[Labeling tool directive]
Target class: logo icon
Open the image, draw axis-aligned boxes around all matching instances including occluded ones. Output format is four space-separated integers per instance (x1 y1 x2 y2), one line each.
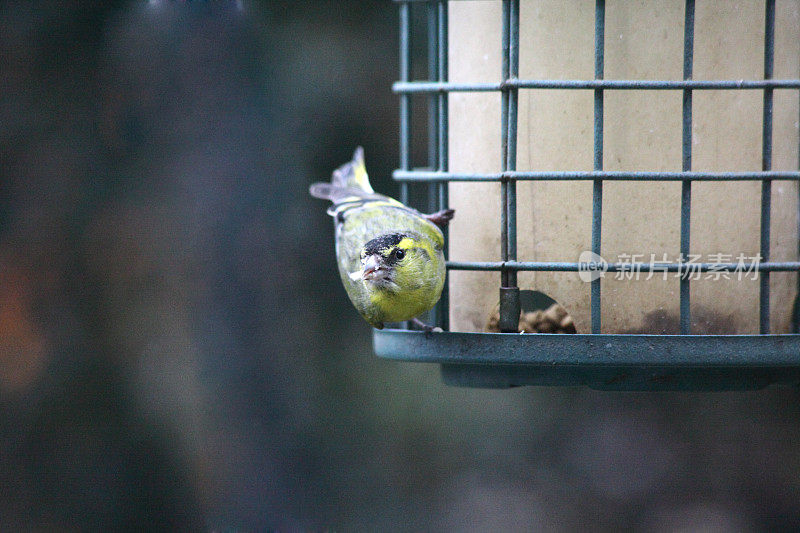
578 251 608 282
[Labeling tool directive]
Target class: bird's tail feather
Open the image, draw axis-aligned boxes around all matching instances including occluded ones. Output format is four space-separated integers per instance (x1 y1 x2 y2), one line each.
309 182 337 200
309 146 376 202
332 146 373 193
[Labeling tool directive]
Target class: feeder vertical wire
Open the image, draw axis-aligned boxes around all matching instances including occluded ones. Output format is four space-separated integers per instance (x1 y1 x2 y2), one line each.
427 2 438 215
760 0 775 334
427 2 440 327
399 1 411 205
437 0 449 331
591 0 605 334
680 0 695 334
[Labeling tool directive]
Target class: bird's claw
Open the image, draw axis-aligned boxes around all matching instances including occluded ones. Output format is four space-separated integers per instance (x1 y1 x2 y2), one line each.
411 317 442 332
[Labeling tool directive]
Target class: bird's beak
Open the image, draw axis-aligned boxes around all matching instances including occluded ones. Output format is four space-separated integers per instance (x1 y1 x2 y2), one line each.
362 254 384 281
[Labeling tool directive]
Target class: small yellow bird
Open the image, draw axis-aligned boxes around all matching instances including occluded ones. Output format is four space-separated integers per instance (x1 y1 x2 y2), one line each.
310 147 454 330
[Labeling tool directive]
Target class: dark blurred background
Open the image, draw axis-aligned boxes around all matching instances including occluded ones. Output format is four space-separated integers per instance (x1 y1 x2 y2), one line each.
3 1 800 530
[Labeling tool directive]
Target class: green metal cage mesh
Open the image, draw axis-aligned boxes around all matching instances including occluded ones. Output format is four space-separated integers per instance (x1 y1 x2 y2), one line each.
375 0 800 390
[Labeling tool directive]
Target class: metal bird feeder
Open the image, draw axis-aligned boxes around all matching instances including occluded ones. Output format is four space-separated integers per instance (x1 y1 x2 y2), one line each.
374 0 800 390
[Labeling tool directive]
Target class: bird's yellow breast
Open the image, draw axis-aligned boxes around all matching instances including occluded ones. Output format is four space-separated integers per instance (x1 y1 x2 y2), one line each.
368 257 445 323
334 202 446 328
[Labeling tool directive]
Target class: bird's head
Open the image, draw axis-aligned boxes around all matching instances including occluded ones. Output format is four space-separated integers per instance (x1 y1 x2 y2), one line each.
351 232 430 292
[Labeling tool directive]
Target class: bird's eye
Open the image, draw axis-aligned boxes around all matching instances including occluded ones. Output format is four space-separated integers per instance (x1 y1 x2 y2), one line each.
395 248 405 260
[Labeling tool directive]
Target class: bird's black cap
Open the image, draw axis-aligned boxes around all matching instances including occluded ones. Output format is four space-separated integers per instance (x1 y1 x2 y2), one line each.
364 233 406 255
